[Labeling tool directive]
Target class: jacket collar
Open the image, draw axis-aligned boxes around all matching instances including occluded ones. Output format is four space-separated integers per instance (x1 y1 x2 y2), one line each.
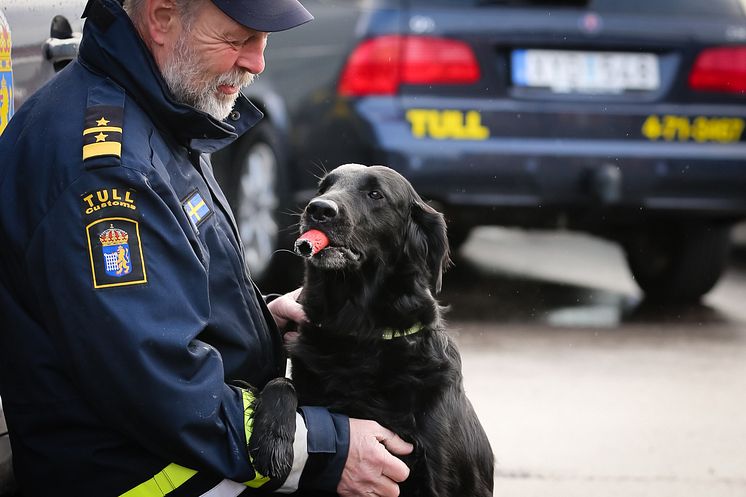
79 0 263 153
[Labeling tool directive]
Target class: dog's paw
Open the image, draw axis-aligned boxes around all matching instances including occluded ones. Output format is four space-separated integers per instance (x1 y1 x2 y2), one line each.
248 377 298 480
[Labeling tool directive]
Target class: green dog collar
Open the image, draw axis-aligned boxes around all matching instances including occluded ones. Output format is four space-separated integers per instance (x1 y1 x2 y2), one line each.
381 322 425 340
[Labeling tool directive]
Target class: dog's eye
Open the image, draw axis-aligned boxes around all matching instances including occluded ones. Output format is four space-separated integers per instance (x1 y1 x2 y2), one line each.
368 190 384 200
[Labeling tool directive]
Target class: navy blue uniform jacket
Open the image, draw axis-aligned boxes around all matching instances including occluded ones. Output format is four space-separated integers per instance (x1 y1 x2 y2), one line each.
0 0 347 495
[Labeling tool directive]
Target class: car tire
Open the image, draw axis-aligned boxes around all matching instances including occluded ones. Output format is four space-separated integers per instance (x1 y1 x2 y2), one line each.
622 223 732 304
225 121 301 291
447 224 472 254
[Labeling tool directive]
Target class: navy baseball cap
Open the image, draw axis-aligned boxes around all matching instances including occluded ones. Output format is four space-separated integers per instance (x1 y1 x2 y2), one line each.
211 0 313 32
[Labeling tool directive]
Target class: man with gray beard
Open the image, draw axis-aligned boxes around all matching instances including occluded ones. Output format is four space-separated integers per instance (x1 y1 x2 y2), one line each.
0 0 413 496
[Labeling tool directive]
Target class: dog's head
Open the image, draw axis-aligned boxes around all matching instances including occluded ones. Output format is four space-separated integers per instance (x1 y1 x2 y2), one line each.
297 163 450 292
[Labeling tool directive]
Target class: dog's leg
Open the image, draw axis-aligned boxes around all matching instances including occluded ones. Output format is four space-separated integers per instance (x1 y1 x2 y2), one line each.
248 377 298 480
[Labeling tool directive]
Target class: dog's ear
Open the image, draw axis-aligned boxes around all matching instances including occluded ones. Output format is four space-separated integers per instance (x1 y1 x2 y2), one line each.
405 200 451 293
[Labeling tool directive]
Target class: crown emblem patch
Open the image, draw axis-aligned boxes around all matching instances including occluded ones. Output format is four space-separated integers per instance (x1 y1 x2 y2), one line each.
87 217 146 289
0 12 14 136
100 225 132 277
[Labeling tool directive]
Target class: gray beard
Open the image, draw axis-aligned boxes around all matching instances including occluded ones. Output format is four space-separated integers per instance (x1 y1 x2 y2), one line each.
161 35 254 121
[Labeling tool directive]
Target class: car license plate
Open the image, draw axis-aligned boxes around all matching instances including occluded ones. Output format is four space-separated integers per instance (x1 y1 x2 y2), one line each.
511 49 660 94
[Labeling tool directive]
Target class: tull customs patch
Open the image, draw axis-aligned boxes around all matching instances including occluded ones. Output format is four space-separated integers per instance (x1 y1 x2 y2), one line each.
81 187 137 216
86 217 147 289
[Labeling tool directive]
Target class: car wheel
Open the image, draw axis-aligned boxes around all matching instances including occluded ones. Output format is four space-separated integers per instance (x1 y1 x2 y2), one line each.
227 122 300 289
622 224 732 304
447 224 472 254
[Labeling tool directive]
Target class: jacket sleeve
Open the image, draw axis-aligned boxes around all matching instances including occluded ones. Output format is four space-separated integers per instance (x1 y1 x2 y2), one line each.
23 162 274 485
298 407 350 492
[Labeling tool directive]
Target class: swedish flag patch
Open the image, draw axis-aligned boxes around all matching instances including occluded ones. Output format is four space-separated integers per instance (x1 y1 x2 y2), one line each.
183 190 212 231
83 105 123 161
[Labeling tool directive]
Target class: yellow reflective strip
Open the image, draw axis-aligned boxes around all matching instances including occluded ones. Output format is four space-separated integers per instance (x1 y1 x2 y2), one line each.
83 141 122 160
119 478 166 497
240 389 270 488
244 474 271 488
83 126 123 135
241 389 255 447
119 463 197 497
162 464 196 490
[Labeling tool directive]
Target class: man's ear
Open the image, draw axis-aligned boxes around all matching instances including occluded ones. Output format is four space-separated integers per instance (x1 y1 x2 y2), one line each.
404 200 451 293
143 0 181 47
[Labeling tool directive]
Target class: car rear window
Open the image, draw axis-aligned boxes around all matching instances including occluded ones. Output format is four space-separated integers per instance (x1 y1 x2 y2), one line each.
412 0 745 17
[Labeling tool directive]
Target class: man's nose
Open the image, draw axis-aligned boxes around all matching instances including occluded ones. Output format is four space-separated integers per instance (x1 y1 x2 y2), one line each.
236 42 266 75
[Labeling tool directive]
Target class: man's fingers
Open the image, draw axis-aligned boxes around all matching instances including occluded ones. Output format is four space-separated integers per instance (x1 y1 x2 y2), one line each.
267 287 307 330
376 430 414 457
289 287 302 300
381 452 410 483
376 429 412 482
340 419 412 497
374 474 401 497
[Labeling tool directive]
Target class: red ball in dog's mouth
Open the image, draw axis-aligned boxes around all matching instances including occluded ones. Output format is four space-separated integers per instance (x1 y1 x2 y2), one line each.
294 229 330 258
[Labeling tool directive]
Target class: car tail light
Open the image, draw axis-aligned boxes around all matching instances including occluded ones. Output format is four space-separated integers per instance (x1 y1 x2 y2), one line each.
689 46 746 94
338 35 481 96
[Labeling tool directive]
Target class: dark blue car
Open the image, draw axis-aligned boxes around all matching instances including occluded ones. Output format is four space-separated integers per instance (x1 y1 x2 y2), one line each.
214 0 746 303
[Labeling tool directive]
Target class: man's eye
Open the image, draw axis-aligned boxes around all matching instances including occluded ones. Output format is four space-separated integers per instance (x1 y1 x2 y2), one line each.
228 37 251 48
368 191 384 200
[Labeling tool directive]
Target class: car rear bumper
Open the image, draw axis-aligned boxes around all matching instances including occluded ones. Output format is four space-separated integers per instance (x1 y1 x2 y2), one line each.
355 98 746 224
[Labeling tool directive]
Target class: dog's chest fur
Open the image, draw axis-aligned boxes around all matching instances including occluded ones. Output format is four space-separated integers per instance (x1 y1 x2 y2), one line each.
291 322 462 439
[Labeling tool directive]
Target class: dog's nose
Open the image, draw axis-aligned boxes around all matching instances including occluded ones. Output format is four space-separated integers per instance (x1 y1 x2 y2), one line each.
307 198 339 223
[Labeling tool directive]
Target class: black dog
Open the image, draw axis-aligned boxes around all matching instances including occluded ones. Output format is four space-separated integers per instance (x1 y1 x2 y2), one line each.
290 163 494 496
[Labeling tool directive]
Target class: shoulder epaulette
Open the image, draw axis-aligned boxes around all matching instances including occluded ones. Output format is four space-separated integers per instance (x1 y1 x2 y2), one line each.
83 82 125 168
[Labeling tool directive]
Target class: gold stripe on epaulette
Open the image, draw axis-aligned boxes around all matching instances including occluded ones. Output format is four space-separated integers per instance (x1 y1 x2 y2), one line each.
83 142 122 160
83 126 123 135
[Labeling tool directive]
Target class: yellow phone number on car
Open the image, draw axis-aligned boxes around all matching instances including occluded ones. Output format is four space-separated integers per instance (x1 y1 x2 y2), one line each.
642 115 745 143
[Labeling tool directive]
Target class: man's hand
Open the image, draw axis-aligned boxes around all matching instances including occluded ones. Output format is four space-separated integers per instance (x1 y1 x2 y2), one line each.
338 418 414 497
267 288 305 341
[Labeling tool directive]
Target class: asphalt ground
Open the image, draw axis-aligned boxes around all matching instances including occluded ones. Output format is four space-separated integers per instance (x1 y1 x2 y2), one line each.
444 227 746 497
